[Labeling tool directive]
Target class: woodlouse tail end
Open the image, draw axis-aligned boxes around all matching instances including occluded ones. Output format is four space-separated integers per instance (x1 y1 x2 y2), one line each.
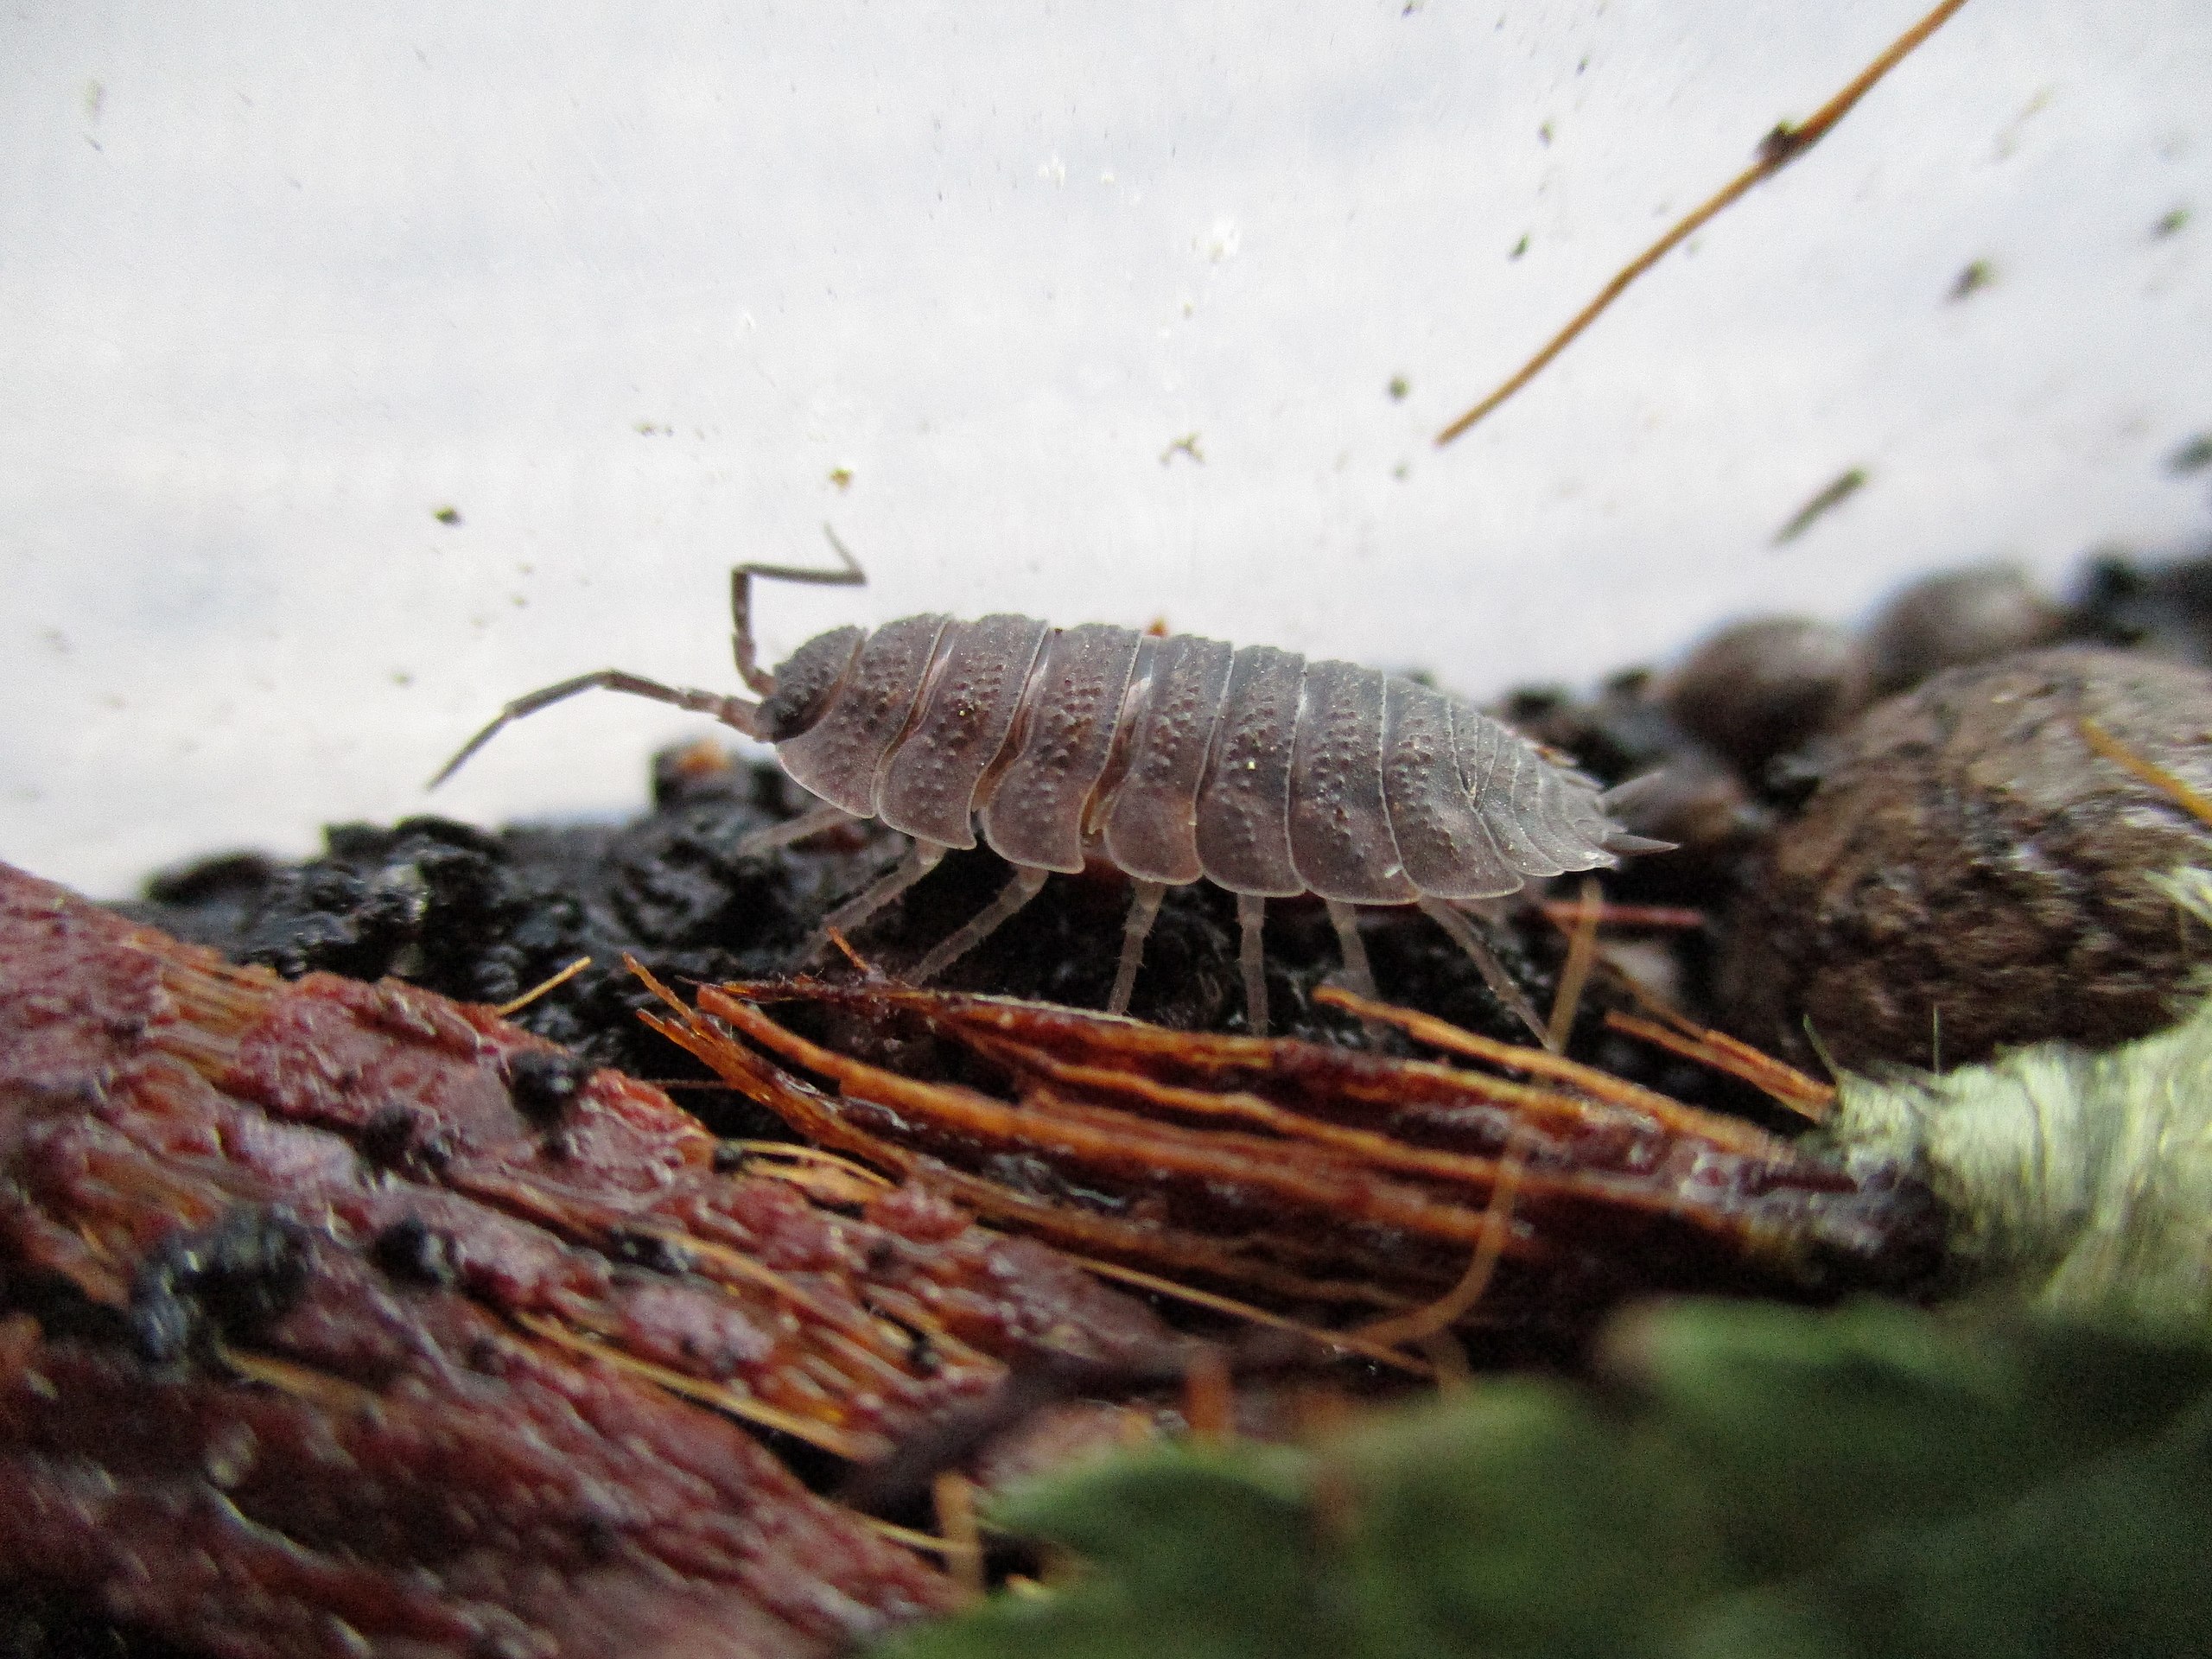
1591 772 1680 858
1596 771 1672 818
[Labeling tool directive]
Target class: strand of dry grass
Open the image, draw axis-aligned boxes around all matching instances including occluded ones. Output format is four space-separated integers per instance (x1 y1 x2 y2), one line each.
1545 876 1605 1051
1603 1009 1837 1121
1436 0 1973 444
493 954 593 1016
1357 1130 1531 1349
1313 983 1788 1156
2080 716 2212 828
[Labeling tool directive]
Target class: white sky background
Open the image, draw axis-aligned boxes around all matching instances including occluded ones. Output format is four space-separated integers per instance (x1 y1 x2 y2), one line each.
4 0 2209 897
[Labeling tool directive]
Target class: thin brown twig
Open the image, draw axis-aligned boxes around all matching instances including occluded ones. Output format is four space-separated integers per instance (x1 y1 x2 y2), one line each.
1436 0 1973 445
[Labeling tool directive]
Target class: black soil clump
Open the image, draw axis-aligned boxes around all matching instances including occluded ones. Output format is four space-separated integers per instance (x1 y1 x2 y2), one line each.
131 747 874 1104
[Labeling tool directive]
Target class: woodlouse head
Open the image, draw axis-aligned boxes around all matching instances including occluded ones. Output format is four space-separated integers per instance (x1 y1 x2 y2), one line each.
756 625 866 743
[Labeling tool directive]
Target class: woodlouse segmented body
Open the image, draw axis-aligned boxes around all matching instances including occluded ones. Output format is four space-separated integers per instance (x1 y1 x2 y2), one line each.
763 614 1621 897
434 541 1662 1039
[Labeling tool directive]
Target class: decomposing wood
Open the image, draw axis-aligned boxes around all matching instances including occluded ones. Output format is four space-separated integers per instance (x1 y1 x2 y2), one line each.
0 855 1942 1653
0 861 1192 1658
644 973 1942 1341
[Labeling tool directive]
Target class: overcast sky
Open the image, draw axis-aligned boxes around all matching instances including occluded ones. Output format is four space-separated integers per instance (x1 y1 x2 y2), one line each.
5 1 2209 894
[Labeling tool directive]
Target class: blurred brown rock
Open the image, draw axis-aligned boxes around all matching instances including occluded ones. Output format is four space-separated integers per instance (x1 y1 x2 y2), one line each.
1719 647 2212 1072
1661 616 1871 779
1862 563 2065 696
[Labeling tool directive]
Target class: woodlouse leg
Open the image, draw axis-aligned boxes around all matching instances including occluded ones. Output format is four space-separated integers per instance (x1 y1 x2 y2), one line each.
1417 897 1554 1052
731 800 857 860
429 670 760 790
730 525 867 696
1324 901 1380 1001
911 866 1052 983
801 839 948 963
1106 880 1169 1016
1236 894 1270 1038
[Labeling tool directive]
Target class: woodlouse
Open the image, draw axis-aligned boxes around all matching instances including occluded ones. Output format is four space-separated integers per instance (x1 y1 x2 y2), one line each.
434 537 1665 1039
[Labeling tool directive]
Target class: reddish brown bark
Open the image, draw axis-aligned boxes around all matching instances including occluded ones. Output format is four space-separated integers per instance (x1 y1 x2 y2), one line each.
0 861 1179 1658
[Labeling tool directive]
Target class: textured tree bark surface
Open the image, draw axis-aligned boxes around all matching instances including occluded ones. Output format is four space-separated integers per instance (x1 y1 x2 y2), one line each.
0 860 1180 1659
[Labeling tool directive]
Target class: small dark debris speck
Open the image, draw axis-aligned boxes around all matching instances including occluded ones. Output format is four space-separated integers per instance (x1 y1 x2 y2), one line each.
359 1103 420 1169
503 1048 593 1125
2168 434 2212 476
1775 468 1869 545
605 1229 696 1276
1948 259 1996 302
371 1215 456 1288
130 1208 313 1365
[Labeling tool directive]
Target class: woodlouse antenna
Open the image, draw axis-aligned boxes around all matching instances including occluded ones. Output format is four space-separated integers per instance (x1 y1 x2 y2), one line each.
730 524 868 695
428 669 764 791
429 525 869 791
